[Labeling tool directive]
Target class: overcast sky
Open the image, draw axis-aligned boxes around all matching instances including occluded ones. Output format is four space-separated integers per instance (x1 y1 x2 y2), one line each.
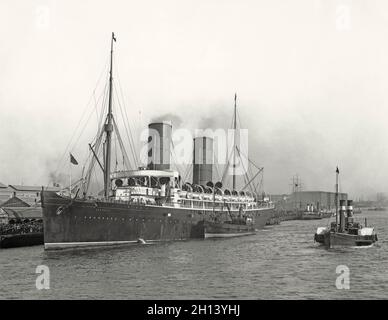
1 0 388 199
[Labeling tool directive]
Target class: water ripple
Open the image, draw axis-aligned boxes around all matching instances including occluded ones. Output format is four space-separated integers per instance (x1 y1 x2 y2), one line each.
1 211 388 299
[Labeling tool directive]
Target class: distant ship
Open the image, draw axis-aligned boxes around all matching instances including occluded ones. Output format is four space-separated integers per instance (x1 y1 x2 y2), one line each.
367 207 386 211
300 204 332 220
41 33 274 250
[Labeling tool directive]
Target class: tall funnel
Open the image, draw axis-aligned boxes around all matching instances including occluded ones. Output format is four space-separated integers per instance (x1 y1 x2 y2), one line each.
193 137 213 185
346 200 353 217
339 199 346 232
147 121 172 170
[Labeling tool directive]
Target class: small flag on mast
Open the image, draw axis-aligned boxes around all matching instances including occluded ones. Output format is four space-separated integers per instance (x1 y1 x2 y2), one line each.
112 32 116 42
70 153 78 165
336 166 339 174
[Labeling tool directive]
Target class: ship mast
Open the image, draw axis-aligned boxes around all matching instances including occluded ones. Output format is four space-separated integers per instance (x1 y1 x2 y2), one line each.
335 167 339 232
104 32 116 197
232 93 237 191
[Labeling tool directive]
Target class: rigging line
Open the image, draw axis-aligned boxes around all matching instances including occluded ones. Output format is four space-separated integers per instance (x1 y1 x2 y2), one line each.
221 146 235 184
219 110 235 184
67 74 109 182
237 147 256 195
92 74 108 128
257 172 264 194
212 151 222 182
91 164 100 196
112 117 132 170
181 150 191 183
182 163 192 183
236 108 261 190
113 56 139 142
114 64 140 166
94 142 106 191
181 147 193 183
114 96 137 171
220 105 240 186
114 82 137 166
236 146 262 171
95 77 110 140
113 84 138 168
77 79 109 152
71 99 102 156
254 176 262 198
52 57 110 180
170 139 187 177
95 77 110 132
80 151 92 193
85 124 105 194
114 131 118 172
242 173 254 196
236 145 255 186
236 108 252 168
93 91 99 125
92 57 110 119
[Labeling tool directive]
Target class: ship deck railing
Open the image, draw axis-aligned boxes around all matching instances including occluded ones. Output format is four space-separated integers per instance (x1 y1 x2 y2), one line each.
93 197 274 210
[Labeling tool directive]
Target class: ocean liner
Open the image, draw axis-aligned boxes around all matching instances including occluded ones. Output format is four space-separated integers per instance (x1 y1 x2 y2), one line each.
41 33 274 250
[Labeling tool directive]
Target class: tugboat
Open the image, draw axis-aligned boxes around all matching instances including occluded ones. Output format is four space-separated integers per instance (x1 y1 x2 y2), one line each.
322 199 378 247
203 201 257 238
314 168 378 247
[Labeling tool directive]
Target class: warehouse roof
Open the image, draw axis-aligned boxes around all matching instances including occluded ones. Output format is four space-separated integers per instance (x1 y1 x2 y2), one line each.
1 196 31 208
1 207 42 219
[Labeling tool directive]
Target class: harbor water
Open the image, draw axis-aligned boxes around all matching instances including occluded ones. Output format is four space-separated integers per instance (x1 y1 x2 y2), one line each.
1 211 387 299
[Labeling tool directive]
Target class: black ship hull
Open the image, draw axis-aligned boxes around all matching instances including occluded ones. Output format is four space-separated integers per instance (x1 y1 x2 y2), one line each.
42 191 274 250
0 233 43 249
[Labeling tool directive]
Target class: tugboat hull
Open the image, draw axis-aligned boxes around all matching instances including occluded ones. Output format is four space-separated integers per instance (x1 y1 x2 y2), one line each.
42 191 274 249
324 232 378 248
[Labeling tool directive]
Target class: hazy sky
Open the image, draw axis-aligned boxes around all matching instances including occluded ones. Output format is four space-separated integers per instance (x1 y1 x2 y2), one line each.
1 0 388 198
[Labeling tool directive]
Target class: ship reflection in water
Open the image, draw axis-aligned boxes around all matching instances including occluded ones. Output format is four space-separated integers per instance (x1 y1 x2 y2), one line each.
0 210 386 299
